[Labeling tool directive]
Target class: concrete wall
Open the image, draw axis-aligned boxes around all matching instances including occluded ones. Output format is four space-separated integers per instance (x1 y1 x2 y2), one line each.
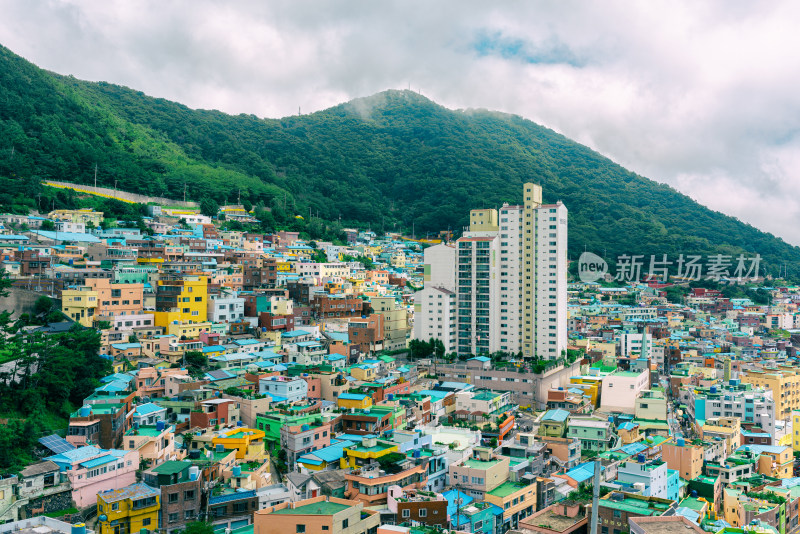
0 287 59 316
44 180 197 208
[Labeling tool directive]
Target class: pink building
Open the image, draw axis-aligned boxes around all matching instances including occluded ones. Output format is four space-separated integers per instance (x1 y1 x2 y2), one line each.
46 445 139 508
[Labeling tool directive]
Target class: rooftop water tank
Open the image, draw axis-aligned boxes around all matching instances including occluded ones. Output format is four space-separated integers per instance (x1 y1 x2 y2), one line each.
232 466 242 477
691 490 698 498
80 405 92 417
301 424 310 431
156 421 165 431
72 524 86 534
216 444 225 453
637 454 646 463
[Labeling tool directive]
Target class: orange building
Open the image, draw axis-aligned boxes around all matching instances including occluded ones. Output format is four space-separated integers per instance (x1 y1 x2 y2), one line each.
85 278 144 319
255 496 380 534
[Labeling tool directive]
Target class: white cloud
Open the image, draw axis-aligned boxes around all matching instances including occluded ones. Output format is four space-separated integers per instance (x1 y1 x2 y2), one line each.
1 0 799 244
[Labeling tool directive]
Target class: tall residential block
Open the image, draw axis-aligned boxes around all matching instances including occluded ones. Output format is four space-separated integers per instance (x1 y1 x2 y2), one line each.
450 183 567 358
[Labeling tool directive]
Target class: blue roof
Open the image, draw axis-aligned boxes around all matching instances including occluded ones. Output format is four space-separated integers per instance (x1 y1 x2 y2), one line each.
468 356 491 362
47 445 104 466
202 345 225 353
32 230 101 243
111 343 141 350
619 422 637 430
209 490 257 505
326 332 349 342
134 403 164 416
542 409 570 423
327 354 345 361
738 444 788 455
418 390 450 401
101 373 135 384
234 339 262 346
95 381 128 393
282 330 311 337
80 454 117 469
298 439 354 464
618 442 649 456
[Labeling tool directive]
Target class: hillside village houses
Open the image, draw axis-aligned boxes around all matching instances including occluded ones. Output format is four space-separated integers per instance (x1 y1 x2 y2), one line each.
2 185 800 534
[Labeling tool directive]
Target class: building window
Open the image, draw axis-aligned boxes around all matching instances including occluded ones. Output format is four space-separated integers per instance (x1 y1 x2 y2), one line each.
296 526 306 534
402 509 410 518
142 519 151 527
419 509 427 517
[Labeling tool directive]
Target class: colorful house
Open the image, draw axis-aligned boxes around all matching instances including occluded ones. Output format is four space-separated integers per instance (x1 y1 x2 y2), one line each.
97 482 160 534
339 435 399 468
337 392 373 410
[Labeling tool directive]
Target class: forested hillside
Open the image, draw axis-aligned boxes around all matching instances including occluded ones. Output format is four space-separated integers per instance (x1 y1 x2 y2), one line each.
1 44 799 278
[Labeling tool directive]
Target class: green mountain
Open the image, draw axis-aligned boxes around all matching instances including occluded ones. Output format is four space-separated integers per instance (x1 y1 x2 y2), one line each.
1 44 799 279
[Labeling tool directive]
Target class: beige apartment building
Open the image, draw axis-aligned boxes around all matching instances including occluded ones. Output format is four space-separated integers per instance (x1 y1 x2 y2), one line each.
661 439 703 481
448 450 510 499
371 295 409 351
741 367 800 420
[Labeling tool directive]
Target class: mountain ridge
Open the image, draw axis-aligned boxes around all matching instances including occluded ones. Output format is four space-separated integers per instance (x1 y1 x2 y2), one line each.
1 44 799 279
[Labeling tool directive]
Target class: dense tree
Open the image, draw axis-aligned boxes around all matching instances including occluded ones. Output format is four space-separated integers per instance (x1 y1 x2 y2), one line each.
1 44 799 279
200 197 219 217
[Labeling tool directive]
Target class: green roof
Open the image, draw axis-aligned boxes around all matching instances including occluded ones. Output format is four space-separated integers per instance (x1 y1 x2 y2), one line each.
487 481 529 498
463 458 501 469
600 496 670 516
151 460 191 475
272 501 350 515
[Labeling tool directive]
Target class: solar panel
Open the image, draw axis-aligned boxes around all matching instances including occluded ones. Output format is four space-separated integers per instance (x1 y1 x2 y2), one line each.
39 434 76 454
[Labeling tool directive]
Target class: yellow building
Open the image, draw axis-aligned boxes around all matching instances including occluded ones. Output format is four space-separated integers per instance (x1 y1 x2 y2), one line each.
699 417 741 456
211 428 267 460
350 365 377 382
339 435 398 469
166 321 213 339
48 208 104 226
569 377 602 407
742 368 800 419
154 275 209 328
485 481 537 529
336 392 373 410
792 411 800 451
469 209 499 232
751 445 793 478
61 287 99 327
97 483 160 534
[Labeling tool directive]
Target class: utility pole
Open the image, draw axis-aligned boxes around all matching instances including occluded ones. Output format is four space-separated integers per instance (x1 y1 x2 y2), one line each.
590 460 600 534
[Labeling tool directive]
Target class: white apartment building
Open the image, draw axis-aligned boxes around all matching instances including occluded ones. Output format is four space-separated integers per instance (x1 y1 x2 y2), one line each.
415 244 457 352
620 332 654 359
207 292 245 323
423 243 456 291
414 286 457 352
526 198 568 360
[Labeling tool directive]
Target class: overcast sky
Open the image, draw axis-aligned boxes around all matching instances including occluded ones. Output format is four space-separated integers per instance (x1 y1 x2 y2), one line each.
2 1 800 245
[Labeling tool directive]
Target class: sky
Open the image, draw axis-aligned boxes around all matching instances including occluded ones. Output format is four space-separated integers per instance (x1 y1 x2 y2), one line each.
2 1 800 245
